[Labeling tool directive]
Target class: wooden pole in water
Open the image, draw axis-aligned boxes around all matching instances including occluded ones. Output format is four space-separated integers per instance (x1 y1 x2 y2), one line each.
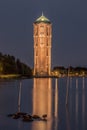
54 78 58 118
82 76 85 89
76 78 78 89
66 68 69 106
18 81 22 112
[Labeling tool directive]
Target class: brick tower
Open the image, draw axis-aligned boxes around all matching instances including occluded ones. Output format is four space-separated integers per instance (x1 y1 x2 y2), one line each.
33 13 52 76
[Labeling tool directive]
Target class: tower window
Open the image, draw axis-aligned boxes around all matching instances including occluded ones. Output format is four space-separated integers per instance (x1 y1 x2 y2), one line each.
40 32 44 35
36 43 38 46
47 39 48 46
47 27 49 35
40 25 44 27
36 30 38 35
36 50 38 56
47 50 48 56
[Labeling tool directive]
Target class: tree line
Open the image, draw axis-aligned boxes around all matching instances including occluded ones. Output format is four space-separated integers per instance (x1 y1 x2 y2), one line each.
0 52 32 76
53 66 87 76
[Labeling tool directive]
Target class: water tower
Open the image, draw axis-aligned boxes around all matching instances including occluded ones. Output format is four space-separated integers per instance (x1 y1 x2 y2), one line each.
33 13 52 76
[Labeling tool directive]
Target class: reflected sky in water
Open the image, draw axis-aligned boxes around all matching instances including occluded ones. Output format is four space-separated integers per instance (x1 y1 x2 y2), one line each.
0 77 87 130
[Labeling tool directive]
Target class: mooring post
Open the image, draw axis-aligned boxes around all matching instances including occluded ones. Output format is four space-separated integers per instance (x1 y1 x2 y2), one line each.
82 76 85 89
66 76 69 105
54 78 58 118
18 80 22 112
66 68 70 106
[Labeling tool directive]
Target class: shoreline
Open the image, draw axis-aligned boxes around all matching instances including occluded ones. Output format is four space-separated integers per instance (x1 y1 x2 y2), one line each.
0 74 86 79
0 74 32 79
0 74 21 79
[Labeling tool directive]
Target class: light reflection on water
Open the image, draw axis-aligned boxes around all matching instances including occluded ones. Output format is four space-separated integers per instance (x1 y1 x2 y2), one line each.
33 78 52 118
0 77 87 130
32 78 58 130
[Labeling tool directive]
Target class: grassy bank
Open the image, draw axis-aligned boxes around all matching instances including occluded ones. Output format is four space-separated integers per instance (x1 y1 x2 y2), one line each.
0 74 21 79
0 74 33 79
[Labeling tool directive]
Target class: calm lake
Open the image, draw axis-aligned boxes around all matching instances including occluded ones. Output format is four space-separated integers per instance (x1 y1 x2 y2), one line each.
0 77 87 130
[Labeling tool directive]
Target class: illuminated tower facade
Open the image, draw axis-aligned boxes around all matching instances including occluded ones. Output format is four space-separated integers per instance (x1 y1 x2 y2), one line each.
33 14 52 76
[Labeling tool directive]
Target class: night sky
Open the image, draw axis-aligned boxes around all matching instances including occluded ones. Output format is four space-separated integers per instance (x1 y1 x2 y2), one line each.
0 0 87 68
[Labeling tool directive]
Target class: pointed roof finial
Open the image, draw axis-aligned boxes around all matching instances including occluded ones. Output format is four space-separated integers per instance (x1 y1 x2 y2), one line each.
35 13 51 23
42 12 44 16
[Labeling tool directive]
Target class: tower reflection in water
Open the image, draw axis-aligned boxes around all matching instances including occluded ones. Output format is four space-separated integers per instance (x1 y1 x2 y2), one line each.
32 78 58 130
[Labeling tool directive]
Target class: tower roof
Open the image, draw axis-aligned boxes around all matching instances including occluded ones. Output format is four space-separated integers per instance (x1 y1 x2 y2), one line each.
35 13 51 24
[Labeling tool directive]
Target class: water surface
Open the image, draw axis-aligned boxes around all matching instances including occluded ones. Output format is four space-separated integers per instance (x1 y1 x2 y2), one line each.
0 77 87 130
